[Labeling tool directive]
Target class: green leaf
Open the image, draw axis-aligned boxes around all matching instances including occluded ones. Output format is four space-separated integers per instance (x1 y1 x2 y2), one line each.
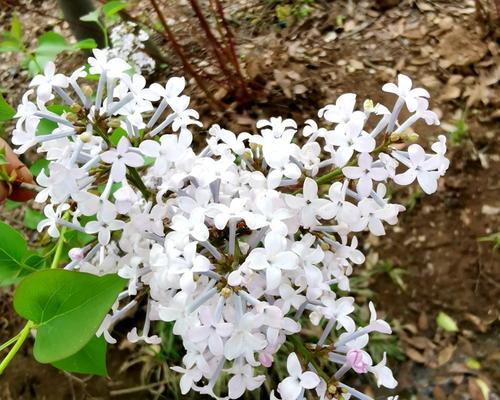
23 252 46 270
4 199 22 210
51 335 108 376
29 159 49 177
36 118 58 136
0 221 31 285
80 9 101 23
10 14 22 41
23 208 44 230
35 31 70 67
0 93 15 121
14 269 126 363
110 127 127 146
102 1 127 17
74 38 97 50
436 311 458 332
0 14 23 53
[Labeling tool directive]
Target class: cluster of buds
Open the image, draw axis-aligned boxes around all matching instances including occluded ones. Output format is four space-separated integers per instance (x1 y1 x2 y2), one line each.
12 50 448 399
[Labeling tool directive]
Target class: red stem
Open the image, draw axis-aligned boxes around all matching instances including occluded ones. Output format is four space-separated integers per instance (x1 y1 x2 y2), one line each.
149 0 223 109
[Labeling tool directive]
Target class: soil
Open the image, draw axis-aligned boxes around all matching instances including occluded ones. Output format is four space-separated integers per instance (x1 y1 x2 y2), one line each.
0 0 499 399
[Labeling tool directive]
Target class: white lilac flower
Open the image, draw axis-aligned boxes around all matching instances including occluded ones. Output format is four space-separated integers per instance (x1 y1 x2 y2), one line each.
12 57 449 400
277 352 320 400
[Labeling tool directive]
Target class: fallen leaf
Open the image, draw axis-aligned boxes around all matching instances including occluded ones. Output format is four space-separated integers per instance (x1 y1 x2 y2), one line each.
436 311 459 332
437 345 456 367
405 347 426 363
439 85 461 101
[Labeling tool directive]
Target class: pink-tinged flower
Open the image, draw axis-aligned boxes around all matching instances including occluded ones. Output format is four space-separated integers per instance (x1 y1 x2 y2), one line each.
100 136 144 182
277 352 320 400
346 349 371 373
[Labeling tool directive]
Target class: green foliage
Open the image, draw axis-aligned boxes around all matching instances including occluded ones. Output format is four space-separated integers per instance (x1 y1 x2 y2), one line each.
0 93 15 121
80 1 128 48
270 0 315 26
447 111 468 144
23 208 45 230
0 221 45 286
0 14 97 76
29 159 50 177
51 335 108 376
478 232 500 251
13 269 125 363
406 188 423 212
371 260 407 291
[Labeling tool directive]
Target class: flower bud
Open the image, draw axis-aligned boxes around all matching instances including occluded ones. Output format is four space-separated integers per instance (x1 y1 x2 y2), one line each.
258 351 273 367
108 118 122 128
220 287 232 299
390 132 401 142
79 131 93 143
69 247 84 262
363 99 374 113
70 103 82 113
82 85 93 97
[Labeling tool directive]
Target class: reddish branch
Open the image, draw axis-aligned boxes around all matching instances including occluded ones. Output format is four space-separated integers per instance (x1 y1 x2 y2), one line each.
149 0 223 109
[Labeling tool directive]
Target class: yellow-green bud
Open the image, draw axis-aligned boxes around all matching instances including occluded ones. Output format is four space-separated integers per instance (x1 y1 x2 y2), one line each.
82 85 93 97
390 132 401 142
79 132 93 143
70 103 82 113
363 99 374 113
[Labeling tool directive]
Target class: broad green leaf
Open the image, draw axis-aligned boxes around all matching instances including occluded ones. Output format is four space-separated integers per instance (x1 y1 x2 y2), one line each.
35 31 70 66
436 311 458 332
74 38 97 50
102 1 127 17
14 269 126 363
52 335 107 376
0 221 31 285
23 208 44 230
0 15 23 53
0 93 15 121
80 9 101 23
23 252 46 270
29 159 49 177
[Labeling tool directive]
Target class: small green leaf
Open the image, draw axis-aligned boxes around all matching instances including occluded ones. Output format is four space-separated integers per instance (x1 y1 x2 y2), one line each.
4 199 22 210
0 93 15 121
52 335 108 376
436 311 458 332
102 1 127 17
465 358 481 370
80 9 101 23
14 269 126 363
36 118 58 136
74 38 97 50
23 208 44 230
29 159 49 177
0 221 30 285
10 14 22 41
35 31 70 67
110 127 127 146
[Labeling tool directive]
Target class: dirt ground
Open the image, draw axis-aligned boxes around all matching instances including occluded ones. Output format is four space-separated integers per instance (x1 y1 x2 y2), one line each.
0 0 499 399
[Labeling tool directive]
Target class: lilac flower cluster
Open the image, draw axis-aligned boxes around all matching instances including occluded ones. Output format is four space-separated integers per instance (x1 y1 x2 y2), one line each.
12 50 449 399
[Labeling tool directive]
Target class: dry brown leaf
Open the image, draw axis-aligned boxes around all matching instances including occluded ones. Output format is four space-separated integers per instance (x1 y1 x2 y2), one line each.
293 84 307 95
438 27 488 67
437 345 456 367
405 347 426 363
439 85 461 101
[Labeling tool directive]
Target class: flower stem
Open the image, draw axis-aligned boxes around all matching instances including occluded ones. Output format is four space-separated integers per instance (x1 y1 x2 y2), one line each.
0 321 34 375
0 212 69 374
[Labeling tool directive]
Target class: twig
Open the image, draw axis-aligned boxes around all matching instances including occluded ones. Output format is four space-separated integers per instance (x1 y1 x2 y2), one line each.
149 0 223 110
109 380 170 396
